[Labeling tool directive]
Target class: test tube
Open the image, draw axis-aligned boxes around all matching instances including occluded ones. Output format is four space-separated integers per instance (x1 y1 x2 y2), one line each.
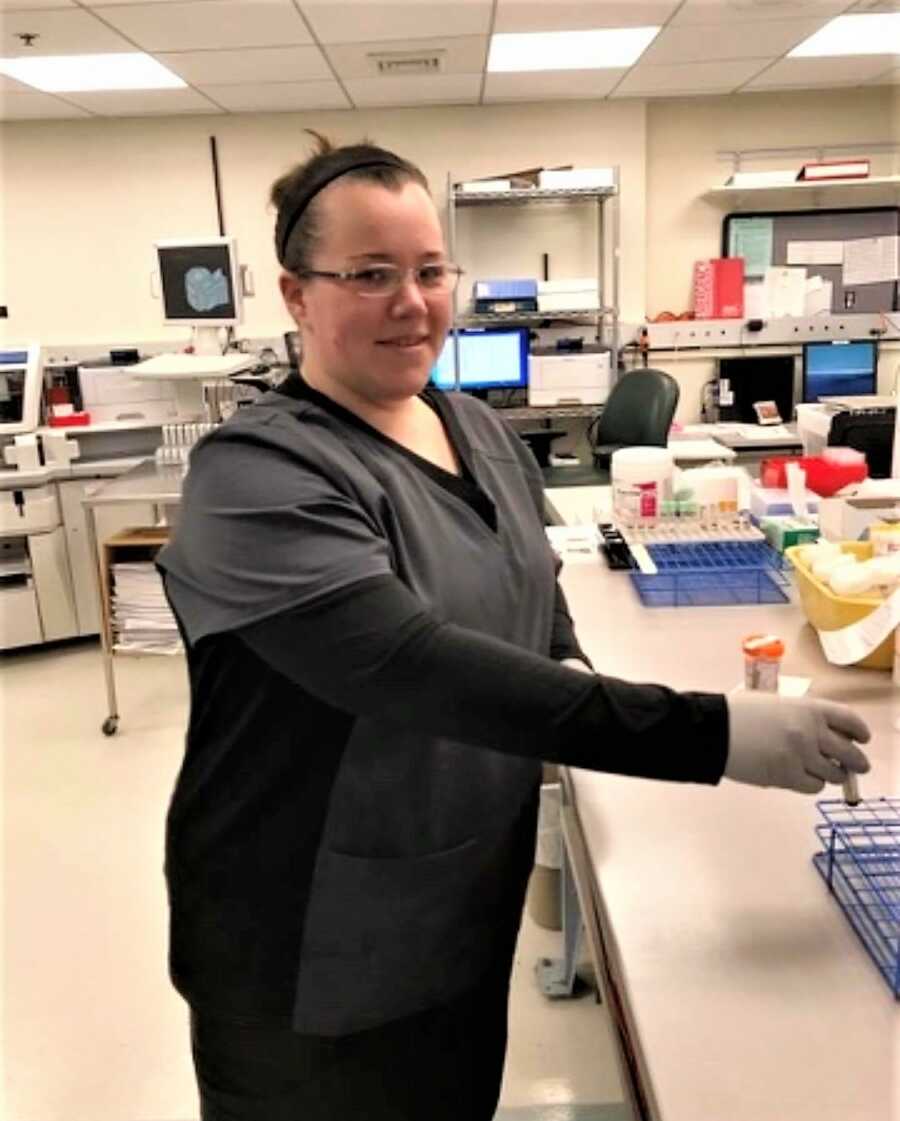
842 770 861 807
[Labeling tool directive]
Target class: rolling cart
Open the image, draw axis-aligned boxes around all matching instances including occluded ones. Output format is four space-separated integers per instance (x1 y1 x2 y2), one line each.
83 459 183 735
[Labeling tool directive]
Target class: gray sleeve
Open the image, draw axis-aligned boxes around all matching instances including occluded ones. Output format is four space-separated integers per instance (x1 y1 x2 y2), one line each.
156 426 393 642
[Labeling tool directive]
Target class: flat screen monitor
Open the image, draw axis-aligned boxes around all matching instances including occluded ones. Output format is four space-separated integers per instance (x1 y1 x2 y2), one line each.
802 340 878 404
430 328 529 391
156 237 241 327
0 344 41 435
717 354 796 424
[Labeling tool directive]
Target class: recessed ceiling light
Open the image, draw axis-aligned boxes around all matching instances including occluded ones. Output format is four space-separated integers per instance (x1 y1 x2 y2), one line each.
789 13 900 57
488 27 660 73
0 53 187 92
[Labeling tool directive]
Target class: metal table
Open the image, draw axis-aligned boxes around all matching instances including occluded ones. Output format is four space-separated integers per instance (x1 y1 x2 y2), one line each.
82 458 184 735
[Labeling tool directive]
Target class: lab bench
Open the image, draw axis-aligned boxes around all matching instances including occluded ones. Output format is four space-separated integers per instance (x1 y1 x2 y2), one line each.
550 494 898 1121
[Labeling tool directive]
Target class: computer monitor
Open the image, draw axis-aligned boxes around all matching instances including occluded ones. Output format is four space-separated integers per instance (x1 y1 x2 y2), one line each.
717 354 796 424
430 328 529 392
802 340 878 404
155 237 242 353
0 344 42 435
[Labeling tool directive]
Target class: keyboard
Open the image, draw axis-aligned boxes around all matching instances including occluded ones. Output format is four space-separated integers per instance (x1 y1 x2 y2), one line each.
132 352 255 378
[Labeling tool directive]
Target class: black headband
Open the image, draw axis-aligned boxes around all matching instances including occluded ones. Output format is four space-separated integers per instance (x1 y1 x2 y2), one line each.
275 152 411 265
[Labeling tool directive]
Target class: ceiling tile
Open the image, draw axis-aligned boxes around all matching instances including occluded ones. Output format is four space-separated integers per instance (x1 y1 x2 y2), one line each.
0 72 32 90
847 0 900 10
483 66 625 99
325 35 486 80
198 78 351 110
97 0 314 52
0 88 90 116
612 56 767 94
59 85 221 112
299 1 491 45
670 0 852 27
743 53 897 86
0 0 74 8
865 64 900 79
0 8 134 55
343 70 480 106
157 45 331 84
494 1 680 33
641 16 828 63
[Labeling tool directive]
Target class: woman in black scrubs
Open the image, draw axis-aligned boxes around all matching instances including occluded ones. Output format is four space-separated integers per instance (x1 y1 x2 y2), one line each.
157 135 870 1121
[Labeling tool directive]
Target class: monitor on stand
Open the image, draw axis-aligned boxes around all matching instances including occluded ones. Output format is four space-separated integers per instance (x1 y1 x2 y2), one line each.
717 354 796 424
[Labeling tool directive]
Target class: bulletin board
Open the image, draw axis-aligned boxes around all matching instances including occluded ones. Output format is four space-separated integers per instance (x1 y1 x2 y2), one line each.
722 206 900 313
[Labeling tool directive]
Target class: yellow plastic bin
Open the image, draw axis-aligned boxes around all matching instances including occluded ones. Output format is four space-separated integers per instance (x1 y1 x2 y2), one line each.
786 542 894 670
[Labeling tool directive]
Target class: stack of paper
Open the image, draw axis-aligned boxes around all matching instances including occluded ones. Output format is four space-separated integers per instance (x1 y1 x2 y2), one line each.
111 562 181 655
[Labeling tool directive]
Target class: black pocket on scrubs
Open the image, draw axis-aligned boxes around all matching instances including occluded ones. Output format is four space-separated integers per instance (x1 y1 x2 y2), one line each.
291 817 532 1037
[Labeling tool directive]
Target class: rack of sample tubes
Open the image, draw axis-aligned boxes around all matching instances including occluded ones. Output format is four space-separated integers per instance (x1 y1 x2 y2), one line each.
616 501 767 548
154 422 217 470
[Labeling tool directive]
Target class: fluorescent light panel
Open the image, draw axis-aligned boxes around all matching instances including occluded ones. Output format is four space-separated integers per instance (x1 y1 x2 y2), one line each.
488 27 660 72
789 13 900 58
0 53 186 92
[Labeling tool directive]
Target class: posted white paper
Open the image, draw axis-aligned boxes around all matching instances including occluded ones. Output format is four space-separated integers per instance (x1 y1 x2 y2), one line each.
816 586 900 666
787 240 844 266
764 266 807 318
843 236 900 286
805 277 833 316
743 281 768 319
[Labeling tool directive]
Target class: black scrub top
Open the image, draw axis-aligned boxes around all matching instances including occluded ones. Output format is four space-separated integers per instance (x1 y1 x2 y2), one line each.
157 376 727 1036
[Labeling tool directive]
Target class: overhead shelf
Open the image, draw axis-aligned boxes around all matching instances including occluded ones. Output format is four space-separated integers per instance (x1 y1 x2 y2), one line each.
705 175 900 202
458 307 615 327
452 186 616 205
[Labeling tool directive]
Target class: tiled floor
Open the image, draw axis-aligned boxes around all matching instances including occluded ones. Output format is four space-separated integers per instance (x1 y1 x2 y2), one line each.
3 640 626 1120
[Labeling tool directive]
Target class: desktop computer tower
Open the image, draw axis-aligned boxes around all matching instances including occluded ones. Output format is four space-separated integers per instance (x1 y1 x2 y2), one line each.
716 355 797 424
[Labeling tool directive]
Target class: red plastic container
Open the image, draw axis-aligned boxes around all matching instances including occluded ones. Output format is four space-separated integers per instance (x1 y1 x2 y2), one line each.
760 455 868 498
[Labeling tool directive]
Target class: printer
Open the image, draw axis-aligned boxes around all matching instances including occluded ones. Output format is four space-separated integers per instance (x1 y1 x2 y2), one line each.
528 346 612 407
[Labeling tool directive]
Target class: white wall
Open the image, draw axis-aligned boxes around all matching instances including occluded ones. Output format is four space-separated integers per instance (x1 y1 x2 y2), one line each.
0 99 646 348
642 86 898 419
645 86 898 318
1 85 896 421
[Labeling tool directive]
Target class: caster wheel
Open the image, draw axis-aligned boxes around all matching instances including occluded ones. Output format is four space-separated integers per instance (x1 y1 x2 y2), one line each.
102 717 119 736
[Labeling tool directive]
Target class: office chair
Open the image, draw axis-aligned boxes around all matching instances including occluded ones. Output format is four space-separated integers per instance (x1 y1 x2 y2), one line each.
827 408 895 479
589 368 680 469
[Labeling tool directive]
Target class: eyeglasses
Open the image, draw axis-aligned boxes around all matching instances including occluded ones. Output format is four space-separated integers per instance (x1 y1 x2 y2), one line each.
299 262 464 298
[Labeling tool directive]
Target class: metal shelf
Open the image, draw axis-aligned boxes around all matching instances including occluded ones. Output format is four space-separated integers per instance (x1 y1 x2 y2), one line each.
458 307 615 327
452 185 617 205
497 405 599 420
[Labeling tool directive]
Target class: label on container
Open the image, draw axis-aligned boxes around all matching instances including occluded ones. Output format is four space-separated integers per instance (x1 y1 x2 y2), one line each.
744 658 780 692
817 585 900 666
614 480 659 520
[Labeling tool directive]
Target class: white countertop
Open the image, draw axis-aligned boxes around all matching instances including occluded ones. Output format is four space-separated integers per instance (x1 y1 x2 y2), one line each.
667 437 736 461
0 457 145 490
554 511 899 1121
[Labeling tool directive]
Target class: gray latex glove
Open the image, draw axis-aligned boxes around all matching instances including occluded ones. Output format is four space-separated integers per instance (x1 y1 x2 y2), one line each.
725 693 871 794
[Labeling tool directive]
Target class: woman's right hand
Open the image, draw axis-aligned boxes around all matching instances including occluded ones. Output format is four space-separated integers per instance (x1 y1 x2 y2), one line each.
724 693 871 794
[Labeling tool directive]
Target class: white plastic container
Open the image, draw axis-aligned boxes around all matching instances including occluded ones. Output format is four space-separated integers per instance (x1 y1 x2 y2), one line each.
823 447 866 468
536 279 600 312
795 403 834 456
676 464 751 515
611 447 674 524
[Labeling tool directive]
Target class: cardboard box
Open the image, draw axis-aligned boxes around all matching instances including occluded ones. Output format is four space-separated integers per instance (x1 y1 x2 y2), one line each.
693 258 744 319
536 278 599 311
